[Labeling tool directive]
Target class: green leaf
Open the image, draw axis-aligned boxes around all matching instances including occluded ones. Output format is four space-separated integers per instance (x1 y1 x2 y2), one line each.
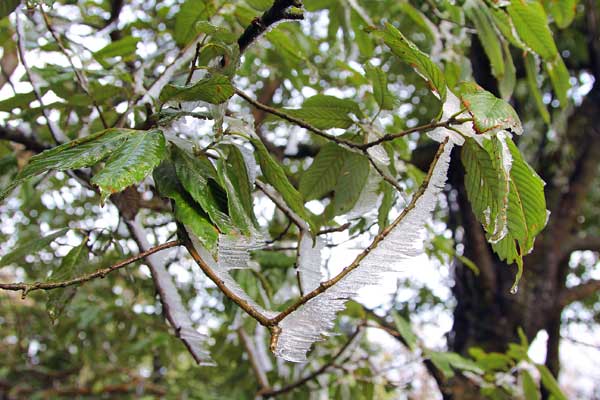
426 350 484 378
300 142 347 201
216 144 259 234
545 56 570 106
91 130 167 202
0 129 134 201
507 0 558 61
365 63 397 110
285 95 363 130
536 364 567 400
47 239 89 322
377 181 396 231
380 22 446 101
392 312 418 351
498 40 517 101
0 228 68 268
248 136 316 232
459 85 523 135
331 152 370 215
0 92 36 112
159 74 234 104
543 0 577 29
153 161 219 252
171 145 233 234
524 53 551 124
93 36 139 62
461 138 509 243
465 0 504 80
521 369 541 400
195 21 237 44
0 0 19 19
492 138 547 269
174 0 211 47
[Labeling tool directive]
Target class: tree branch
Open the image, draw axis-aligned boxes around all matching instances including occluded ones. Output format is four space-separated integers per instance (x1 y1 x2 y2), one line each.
0 240 181 297
560 279 600 307
0 125 49 153
237 0 304 54
238 328 270 391
562 235 600 256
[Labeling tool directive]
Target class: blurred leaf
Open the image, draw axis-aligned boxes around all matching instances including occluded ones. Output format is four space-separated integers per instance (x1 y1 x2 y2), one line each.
365 63 396 110
0 228 68 267
392 311 418 351
174 0 211 47
0 0 19 19
536 364 567 400
521 369 541 400
524 52 551 124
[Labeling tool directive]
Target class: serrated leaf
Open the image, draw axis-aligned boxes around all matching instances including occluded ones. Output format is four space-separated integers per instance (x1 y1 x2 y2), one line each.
524 53 551 124
216 144 259 234
0 0 19 19
461 137 509 242
522 369 541 400
392 311 418 352
174 0 211 47
536 364 567 400
285 95 363 130
47 239 89 322
543 0 577 29
0 129 134 201
171 145 233 233
545 56 570 106
248 136 316 232
153 161 219 252
331 152 370 215
0 228 68 267
300 142 347 200
93 36 139 62
159 74 234 104
365 63 397 110
459 86 523 135
380 22 446 101
492 138 547 268
91 130 166 202
507 0 558 61
465 0 504 79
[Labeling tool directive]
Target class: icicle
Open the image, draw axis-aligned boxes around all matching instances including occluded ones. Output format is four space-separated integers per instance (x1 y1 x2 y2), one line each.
273 142 454 362
186 228 276 318
298 231 324 294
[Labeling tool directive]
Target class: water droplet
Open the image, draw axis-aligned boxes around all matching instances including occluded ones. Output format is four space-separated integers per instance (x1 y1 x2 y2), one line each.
510 285 518 295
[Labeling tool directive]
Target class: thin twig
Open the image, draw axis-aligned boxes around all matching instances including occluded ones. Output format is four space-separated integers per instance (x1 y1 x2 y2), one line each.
238 328 271 391
0 240 181 297
259 326 362 397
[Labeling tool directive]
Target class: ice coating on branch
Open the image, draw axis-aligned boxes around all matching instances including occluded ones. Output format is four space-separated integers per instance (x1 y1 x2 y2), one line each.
186 227 276 318
365 125 390 165
428 90 476 146
298 231 324 294
273 143 453 362
218 234 263 270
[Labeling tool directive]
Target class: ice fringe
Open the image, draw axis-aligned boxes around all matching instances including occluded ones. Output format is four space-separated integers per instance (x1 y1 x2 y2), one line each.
273 141 454 362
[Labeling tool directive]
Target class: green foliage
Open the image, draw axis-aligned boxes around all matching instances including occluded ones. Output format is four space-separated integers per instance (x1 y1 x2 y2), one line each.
0 0 19 19
0 228 68 267
284 95 364 130
159 74 235 104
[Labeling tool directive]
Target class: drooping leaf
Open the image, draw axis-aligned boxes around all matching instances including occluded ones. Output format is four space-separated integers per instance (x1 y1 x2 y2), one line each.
524 53 551 124
46 239 89 322
380 22 447 101
545 56 570 106
299 142 348 201
543 0 577 29
392 312 418 352
465 0 504 80
249 136 316 232
521 369 541 400
171 145 233 233
459 85 523 135
0 129 134 201
426 350 484 378
492 138 547 269
0 228 68 268
365 63 397 110
153 161 219 252
174 0 212 47
91 130 167 202
331 152 371 215
536 364 567 400
498 41 517 101
507 0 558 61
215 144 259 234
159 74 234 104
285 95 363 130
461 137 509 243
